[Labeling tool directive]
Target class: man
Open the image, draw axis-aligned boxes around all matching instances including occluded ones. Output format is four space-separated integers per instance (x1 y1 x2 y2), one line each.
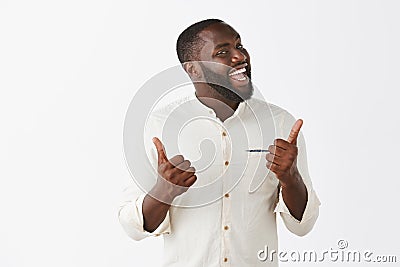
119 19 320 266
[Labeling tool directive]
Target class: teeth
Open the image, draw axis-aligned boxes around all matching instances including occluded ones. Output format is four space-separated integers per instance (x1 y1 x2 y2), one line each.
229 67 246 76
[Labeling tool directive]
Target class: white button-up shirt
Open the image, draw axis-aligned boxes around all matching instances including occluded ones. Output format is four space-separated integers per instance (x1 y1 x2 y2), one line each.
119 92 321 266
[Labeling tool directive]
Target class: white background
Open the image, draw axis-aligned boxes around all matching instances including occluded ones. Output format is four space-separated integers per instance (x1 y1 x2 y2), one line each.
1 0 399 266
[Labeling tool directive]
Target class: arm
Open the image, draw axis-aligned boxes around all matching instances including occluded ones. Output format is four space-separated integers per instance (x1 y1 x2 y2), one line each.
118 185 171 241
279 170 307 221
267 118 320 236
142 137 197 232
142 187 172 233
118 137 197 239
274 130 320 235
267 119 307 221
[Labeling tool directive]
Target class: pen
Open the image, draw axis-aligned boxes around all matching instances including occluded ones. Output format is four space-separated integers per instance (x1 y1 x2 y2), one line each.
246 149 268 152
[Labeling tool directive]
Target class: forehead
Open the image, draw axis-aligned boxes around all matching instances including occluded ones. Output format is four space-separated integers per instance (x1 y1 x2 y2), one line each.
198 23 240 48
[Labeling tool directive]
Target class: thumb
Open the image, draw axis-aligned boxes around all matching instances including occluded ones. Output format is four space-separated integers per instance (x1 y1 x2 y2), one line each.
287 119 303 144
152 137 168 165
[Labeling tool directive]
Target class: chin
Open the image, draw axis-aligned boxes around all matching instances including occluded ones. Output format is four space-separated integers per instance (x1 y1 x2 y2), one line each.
235 84 254 101
209 82 253 102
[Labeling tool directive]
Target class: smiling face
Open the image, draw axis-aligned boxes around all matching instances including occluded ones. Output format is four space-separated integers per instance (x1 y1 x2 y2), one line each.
196 22 253 102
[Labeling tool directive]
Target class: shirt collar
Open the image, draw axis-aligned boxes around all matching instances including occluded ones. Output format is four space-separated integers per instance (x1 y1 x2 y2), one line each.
188 91 248 121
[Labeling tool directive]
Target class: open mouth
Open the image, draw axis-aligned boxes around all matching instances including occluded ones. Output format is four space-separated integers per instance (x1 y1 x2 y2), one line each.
228 64 248 81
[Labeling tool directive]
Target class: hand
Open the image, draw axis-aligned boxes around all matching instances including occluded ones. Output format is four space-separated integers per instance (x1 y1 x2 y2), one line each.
152 137 197 200
266 119 303 187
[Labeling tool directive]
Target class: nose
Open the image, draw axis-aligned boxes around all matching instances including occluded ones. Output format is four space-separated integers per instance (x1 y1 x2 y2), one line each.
231 49 247 63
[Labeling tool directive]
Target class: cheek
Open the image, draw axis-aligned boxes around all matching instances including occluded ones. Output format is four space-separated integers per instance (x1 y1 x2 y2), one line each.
243 50 251 62
205 64 230 77
216 66 230 76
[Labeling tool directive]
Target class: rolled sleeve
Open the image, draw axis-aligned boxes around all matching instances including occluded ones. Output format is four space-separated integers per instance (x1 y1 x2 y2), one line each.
274 183 321 236
118 185 171 241
273 110 321 236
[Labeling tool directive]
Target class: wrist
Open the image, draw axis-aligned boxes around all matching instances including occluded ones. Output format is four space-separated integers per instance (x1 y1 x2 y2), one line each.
150 179 177 204
280 170 302 189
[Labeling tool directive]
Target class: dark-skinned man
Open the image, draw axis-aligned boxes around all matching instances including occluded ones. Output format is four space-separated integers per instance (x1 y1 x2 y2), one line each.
119 19 320 266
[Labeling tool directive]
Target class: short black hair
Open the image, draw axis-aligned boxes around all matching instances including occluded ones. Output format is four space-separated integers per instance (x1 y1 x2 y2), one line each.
176 19 224 63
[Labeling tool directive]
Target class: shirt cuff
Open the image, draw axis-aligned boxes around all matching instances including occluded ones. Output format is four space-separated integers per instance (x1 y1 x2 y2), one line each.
136 194 171 236
274 183 321 224
119 193 171 240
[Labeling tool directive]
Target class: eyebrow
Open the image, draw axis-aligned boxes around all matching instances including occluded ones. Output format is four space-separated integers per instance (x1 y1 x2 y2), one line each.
214 33 241 50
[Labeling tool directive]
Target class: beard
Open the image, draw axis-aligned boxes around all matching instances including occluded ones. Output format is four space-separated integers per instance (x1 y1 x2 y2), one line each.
199 63 254 102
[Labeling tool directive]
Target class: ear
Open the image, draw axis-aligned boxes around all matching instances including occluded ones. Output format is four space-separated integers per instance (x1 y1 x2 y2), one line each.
183 61 203 79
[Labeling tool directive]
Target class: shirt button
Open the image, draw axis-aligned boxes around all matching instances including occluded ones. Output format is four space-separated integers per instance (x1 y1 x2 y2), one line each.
224 225 229 230
224 161 229 166
222 131 227 137
224 193 230 198
223 258 228 262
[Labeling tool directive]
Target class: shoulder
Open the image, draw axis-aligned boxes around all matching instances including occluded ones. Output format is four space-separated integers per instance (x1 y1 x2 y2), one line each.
247 97 295 122
149 94 193 120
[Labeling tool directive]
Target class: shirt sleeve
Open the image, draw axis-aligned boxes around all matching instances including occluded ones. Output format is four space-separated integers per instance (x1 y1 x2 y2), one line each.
118 118 172 241
274 111 321 236
118 184 171 241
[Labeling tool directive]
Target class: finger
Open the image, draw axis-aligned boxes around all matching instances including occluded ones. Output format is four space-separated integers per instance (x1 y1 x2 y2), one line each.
266 161 280 173
169 155 185 167
183 175 197 187
268 145 284 157
266 153 285 167
177 167 196 181
185 166 196 174
266 153 278 164
273 139 288 150
176 160 191 171
152 137 168 165
287 119 303 144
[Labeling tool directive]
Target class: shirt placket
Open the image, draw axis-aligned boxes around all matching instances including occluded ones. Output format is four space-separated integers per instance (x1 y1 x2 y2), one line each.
220 125 232 266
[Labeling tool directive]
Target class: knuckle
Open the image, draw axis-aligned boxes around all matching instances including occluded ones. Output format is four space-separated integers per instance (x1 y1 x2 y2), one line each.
274 139 286 147
171 155 184 163
188 175 197 186
164 170 174 179
158 164 167 173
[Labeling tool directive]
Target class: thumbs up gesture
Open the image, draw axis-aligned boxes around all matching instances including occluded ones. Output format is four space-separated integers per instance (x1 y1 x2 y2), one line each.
266 119 303 187
152 137 197 200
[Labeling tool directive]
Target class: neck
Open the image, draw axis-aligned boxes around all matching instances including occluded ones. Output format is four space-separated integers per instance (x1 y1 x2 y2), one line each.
195 84 240 122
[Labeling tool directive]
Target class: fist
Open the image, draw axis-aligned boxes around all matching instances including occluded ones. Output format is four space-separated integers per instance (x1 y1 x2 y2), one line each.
152 137 197 199
266 119 303 187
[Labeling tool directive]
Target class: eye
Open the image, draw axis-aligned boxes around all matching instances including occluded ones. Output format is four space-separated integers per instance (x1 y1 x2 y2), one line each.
216 50 228 56
236 44 244 50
